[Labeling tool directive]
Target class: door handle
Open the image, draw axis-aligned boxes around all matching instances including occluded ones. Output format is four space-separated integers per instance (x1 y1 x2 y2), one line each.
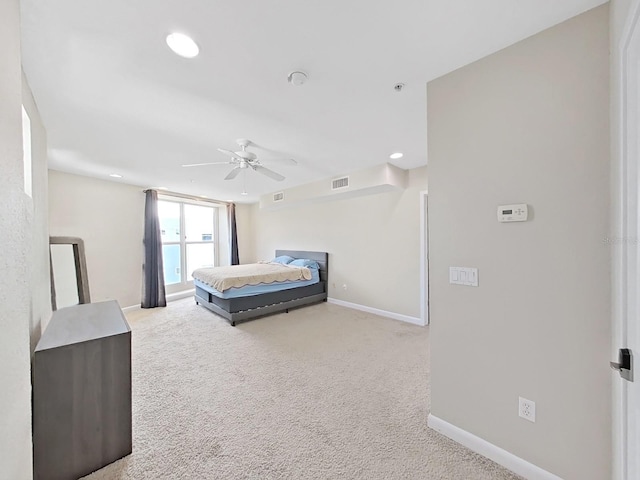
611 348 633 382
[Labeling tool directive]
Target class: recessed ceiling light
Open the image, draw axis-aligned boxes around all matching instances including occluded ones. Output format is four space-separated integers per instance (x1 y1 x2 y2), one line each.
389 152 404 159
166 33 199 58
109 173 123 178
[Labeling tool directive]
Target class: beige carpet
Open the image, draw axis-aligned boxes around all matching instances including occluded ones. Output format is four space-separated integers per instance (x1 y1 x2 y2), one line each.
83 298 520 480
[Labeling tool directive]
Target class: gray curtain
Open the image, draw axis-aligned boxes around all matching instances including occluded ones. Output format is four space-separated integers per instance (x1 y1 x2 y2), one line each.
229 203 239 265
142 190 166 308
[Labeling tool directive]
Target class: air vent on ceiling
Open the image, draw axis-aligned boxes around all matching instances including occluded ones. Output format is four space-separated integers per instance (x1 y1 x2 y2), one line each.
331 176 350 190
273 191 284 202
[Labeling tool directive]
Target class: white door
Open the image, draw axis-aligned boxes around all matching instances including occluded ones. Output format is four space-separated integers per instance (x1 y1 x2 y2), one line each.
614 3 640 478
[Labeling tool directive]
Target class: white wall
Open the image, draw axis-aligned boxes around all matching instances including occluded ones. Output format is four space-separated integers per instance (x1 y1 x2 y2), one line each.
23 74 52 346
235 203 256 264
252 166 427 319
427 5 610 480
0 0 50 477
49 171 145 308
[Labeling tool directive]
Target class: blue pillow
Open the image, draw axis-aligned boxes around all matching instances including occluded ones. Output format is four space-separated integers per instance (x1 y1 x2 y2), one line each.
271 255 295 264
289 258 319 269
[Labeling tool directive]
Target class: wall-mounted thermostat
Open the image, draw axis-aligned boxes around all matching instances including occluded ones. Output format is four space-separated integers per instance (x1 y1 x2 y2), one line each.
498 204 528 222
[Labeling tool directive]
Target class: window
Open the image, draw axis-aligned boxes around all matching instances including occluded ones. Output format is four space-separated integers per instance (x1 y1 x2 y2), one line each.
158 199 218 292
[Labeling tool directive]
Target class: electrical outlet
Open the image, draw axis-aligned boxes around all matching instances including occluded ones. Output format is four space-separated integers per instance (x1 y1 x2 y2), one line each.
342 284 347 290
518 397 536 422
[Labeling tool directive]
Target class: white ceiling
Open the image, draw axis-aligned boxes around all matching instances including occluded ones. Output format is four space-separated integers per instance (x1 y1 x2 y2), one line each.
21 0 607 202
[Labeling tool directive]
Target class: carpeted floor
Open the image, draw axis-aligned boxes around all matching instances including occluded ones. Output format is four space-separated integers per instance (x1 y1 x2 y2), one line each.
83 298 520 480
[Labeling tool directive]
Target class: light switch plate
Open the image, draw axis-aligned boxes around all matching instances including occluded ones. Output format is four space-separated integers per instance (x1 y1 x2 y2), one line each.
449 267 478 286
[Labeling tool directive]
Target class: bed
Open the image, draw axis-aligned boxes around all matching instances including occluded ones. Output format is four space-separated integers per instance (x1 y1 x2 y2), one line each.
193 250 328 326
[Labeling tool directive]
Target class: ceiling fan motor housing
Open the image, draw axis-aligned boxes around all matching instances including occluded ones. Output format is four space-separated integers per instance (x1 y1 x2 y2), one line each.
236 150 257 161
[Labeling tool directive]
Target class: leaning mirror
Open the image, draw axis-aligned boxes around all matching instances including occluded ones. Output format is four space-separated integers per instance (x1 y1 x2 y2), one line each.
49 236 91 310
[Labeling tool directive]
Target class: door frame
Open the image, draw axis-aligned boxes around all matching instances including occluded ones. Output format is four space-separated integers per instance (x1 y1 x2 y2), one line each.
420 190 429 326
612 2 640 478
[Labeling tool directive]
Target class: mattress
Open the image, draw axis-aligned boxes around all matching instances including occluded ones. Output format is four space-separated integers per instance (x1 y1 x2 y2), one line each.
194 267 320 299
192 262 312 292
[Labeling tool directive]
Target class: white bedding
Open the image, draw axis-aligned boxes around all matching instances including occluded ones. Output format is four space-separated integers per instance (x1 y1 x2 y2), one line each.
192 262 312 292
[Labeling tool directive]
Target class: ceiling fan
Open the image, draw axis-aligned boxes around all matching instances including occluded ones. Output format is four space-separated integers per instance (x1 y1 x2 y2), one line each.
181 138 295 181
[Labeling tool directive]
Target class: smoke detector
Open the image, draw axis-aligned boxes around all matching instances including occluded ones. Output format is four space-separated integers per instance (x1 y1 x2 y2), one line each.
288 71 308 86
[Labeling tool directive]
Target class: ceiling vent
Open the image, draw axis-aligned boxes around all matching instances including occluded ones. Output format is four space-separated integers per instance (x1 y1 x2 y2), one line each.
273 192 284 202
331 176 349 190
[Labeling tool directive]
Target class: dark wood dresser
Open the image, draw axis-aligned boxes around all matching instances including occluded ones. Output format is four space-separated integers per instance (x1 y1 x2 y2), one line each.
33 300 132 480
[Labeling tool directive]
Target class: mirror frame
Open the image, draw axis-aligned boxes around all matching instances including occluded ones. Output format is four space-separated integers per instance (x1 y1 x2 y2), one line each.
49 236 91 310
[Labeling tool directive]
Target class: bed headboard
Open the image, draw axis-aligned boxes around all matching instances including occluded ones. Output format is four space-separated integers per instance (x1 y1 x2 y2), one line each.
275 250 328 284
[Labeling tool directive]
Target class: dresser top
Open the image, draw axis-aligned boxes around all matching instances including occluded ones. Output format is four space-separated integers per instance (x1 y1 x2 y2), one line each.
36 300 130 351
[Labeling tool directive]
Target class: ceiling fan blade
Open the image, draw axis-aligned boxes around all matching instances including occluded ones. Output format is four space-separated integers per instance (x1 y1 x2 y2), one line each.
181 161 231 167
253 164 285 181
264 158 298 166
217 148 239 158
224 167 242 180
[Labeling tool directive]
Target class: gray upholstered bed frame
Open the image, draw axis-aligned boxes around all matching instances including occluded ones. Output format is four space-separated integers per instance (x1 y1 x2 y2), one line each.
194 250 328 326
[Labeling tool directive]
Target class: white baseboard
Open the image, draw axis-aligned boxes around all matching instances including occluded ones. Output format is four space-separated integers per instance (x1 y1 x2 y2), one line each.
121 289 195 313
166 289 195 302
327 297 424 326
427 414 562 480
121 304 141 313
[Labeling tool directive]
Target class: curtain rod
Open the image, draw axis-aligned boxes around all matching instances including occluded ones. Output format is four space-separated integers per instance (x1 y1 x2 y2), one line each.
143 189 231 206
